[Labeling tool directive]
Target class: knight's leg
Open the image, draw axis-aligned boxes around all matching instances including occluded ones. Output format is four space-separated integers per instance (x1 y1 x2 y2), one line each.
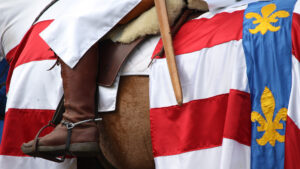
21 43 100 159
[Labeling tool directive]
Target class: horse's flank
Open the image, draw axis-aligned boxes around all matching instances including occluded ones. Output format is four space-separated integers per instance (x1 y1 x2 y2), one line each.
98 76 154 169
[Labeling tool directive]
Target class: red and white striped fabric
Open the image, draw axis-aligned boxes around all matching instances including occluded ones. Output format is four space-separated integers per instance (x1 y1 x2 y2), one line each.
0 0 142 169
150 6 251 169
149 2 300 169
0 0 76 167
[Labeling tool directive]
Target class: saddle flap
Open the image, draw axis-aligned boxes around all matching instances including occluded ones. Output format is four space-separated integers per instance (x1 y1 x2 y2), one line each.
97 38 145 86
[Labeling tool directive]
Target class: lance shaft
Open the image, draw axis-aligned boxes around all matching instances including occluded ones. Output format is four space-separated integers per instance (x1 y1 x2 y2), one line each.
154 0 183 105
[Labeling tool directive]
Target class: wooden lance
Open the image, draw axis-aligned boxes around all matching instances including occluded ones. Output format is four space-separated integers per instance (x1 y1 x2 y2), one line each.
154 0 183 105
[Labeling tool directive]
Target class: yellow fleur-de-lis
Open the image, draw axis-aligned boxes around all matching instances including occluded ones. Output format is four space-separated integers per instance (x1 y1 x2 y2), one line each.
251 87 287 146
245 4 290 35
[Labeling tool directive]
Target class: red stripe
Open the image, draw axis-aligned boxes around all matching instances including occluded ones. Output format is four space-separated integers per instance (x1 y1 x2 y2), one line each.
150 90 251 157
223 90 251 146
6 20 55 93
292 13 300 62
284 13 300 168
285 116 300 169
0 109 54 156
152 10 244 58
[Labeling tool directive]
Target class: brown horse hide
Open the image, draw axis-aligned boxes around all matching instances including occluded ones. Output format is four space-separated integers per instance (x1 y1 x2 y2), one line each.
98 76 154 169
118 0 155 24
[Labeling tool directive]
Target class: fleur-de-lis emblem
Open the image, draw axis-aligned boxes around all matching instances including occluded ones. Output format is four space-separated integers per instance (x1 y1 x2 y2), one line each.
245 4 290 35
251 87 287 146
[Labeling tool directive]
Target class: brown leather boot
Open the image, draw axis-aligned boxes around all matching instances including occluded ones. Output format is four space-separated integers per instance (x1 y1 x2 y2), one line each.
21 44 101 162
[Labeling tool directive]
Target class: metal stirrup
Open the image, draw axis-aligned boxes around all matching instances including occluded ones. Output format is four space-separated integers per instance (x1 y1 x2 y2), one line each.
62 118 102 129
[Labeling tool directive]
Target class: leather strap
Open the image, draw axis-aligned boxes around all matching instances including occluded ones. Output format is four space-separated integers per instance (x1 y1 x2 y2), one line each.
97 37 146 86
51 96 65 125
65 127 72 156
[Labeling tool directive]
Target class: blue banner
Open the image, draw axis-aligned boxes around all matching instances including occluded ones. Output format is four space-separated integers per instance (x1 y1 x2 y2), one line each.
0 59 8 115
0 58 9 143
243 0 296 168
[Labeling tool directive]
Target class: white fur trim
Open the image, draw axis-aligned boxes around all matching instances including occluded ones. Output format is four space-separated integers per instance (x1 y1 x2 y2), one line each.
109 0 185 43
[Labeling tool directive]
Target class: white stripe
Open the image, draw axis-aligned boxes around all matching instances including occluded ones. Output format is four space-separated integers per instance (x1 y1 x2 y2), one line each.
6 59 122 112
196 4 247 19
287 56 300 129
154 138 250 169
0 155 76 169
219 139 250 169
294 0 300 14
6 60 63 110
204 0 258 12
150 40 249 108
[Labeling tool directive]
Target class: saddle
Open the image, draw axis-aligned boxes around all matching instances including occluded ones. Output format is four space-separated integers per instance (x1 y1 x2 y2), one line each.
97 37 146 86
98 8 204 86
96 0 155 86
97 0 209 86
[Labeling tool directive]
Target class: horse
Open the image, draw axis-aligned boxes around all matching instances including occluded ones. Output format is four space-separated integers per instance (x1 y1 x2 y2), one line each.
78 1 300 169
